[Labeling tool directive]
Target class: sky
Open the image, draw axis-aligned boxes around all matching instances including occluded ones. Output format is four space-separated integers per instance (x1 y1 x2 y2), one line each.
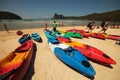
0 0 120 19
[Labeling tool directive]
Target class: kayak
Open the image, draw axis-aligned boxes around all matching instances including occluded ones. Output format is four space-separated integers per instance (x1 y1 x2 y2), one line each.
109 34 120 37
31 33 42 42
16 30 23 35
101 33 120 40
67 29 90 38
53 31 70 39
44 30 56 39
45 29 71 43
67 29 105 40
84 31 106 40
0 40 34 80
63 41 116 65
48 37 59 44
48 38 96 77
64 32 83 39
90 33 106 40
57 36 71 43
19 34 31 44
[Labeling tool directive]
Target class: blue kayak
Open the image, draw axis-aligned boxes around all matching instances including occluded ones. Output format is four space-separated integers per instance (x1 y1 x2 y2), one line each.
18 34 31 44
48 38 59 44
44 30 56 39
48 38 96 77
31 33 42 42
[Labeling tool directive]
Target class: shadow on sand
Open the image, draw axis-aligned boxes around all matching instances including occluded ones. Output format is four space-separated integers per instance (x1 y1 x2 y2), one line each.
33 37 43 43
23 43 37 80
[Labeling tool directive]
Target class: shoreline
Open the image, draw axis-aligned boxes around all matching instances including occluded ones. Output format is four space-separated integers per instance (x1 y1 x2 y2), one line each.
0 19 120 31
0 25 120 32
0 26 120 80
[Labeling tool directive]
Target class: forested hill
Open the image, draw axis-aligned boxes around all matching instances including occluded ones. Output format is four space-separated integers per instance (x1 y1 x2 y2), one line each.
0 11 22 19
52 10 120 21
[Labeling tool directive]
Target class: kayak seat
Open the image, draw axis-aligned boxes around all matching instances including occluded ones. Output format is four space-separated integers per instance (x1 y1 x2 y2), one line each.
63 47 75 57
15 43 29 52
82 60 90 68
102 54 110 59
8 53 16 61
86 45 90 50
64 46 73 52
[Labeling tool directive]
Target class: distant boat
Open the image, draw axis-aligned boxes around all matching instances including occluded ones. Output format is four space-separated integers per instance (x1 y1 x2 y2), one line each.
8 20 13 22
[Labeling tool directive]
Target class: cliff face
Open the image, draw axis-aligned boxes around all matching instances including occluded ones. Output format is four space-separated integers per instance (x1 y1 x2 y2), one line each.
52 10 120 21
0 11 22 19
80 10 120 21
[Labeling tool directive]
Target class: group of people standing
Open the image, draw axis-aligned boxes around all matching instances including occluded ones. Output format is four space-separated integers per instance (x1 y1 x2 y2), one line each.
50 19 110 34
44 21 58 32
87 19 110 33
4 20 110 34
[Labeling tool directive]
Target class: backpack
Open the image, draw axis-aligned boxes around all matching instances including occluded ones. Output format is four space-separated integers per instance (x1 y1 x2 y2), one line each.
101 22 105 28
87 23 91 28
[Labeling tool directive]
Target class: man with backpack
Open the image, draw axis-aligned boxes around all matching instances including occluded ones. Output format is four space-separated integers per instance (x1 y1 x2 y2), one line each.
87 22 95 32
98 19 110 34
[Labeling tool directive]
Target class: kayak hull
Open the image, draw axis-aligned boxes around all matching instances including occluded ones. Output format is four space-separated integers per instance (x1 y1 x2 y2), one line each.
45 30 96 77
31 33 42 42
48 41 96 77
19 34 31 44
64 41 116 65
0 40 34 80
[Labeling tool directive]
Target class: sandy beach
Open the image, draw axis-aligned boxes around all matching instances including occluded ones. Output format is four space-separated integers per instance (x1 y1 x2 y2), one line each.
0 26 120 80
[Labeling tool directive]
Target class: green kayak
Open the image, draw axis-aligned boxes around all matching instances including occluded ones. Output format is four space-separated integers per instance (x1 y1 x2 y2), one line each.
65 32 83 39
52 31 70 39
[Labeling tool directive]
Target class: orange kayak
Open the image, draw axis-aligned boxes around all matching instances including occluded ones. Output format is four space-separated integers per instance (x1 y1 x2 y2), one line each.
0 40 34 80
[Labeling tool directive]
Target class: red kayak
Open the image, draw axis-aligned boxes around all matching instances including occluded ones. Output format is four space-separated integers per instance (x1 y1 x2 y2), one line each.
90 33 106 40
15 40 33 52
57 36 71 43
107 35 120 40
101 33 120 40
63 41 116 65
16 30 23 35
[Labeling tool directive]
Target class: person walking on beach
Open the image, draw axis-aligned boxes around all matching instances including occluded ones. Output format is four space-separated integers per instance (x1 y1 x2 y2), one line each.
44 22 47 30
98 19 110 34
87 22 95 32
52 21 57 32
61 22 64 27
4 24 9 33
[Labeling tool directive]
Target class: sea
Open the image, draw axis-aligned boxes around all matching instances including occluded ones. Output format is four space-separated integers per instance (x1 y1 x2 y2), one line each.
0 19 120 31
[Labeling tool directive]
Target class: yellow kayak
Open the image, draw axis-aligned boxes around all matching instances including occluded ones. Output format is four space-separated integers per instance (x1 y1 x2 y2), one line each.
0 40 34 80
